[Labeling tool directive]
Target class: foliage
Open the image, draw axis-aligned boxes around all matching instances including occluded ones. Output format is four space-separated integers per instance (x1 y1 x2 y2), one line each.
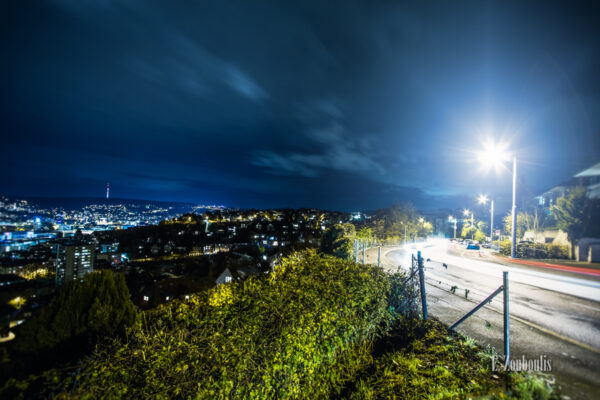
14 263 53 280
343 318 559 400
498 241 569 259
461 224 477 239
355 227 373 239
503 213 534 240
345 318 498 399
496 372 559 400
366 204 432 242
2 253 560 399
461 220 486 242
461 225 486 242
320 223 357 260
3 251 411 399
8 296 26 309
552 187 600 256
474 229 487 243
13 270 136 354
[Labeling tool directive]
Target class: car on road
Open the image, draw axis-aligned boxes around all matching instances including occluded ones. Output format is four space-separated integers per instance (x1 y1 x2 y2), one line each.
466 243 480 250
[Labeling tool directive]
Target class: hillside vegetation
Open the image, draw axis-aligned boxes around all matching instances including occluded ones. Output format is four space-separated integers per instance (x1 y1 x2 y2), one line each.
2 251 558 399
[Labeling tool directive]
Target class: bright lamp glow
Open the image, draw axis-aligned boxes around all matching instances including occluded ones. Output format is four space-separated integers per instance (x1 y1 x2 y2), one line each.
477 139 510 172
463 209 470 216
477 194 489 204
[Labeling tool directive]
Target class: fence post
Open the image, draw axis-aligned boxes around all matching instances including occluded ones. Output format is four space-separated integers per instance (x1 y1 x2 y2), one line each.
410 254 416 311
354 239 358 263
417 251 428 321
362 240 366 263
503 271 510 368
378 246 381 268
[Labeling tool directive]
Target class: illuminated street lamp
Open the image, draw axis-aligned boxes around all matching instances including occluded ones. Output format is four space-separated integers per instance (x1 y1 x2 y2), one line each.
399 221 409 244
448 216 457 239
477 194 494 242
463 209 474 239
477 141 517 258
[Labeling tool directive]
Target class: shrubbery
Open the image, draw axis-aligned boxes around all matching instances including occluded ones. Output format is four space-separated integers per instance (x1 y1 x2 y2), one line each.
347 319 496 399
498 241 569 259
3 251 412 399
320 223 357 260
2 251 561 399
13 270 136 353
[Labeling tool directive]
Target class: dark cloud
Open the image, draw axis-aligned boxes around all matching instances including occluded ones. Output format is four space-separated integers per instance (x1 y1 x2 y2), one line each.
1 0 599 211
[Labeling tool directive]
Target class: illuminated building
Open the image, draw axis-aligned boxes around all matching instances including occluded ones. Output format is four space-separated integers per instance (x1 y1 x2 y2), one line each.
55 242 95 285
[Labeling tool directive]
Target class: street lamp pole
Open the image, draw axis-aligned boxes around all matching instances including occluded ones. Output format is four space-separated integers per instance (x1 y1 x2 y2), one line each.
475 141 516 256
478 195 494 243
471 212 474 240
490 199 494 241
511 156 517 258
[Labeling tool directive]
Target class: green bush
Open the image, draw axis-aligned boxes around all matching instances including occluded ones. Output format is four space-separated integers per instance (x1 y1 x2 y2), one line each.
320 223 357 260
498 242 569 260
546 244 569 259
346 319 496 399
6 251 411 399
14 270 136 353
498 240 511 255
474 229 487 243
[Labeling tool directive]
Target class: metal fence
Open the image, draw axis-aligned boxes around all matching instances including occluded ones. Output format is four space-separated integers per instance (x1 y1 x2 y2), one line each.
412 251 511 367
362 245 511 367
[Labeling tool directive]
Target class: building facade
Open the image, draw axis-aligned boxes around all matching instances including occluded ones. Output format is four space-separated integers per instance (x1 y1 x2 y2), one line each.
55 242 95 285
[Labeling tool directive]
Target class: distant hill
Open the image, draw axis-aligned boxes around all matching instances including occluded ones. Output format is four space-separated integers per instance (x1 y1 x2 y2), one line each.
17 196 196 210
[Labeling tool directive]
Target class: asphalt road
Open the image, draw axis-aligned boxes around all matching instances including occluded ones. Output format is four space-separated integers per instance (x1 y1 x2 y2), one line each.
365 240 600 399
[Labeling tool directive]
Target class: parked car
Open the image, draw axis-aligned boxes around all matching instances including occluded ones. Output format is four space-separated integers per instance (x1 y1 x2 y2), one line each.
466 243 480 250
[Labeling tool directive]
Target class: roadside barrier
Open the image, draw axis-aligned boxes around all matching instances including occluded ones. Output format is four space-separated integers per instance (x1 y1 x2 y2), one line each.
411 250 511 368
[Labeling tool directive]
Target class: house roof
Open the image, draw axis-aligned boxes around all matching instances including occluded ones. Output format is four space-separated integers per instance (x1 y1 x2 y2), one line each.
574 162 600 178
235 265 260 278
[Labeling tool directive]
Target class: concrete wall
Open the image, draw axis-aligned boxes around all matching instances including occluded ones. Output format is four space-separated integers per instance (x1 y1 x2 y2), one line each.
576 238 600 262
522 230 600 263
523 229 571 246
589 244 600 263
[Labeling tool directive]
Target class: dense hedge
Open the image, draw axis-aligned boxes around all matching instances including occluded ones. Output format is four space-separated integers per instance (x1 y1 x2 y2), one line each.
499 241 569 259
14 270 136 353
4 251 411 399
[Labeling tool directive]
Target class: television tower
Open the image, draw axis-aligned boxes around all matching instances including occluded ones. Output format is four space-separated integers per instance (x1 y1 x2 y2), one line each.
106 182 110 200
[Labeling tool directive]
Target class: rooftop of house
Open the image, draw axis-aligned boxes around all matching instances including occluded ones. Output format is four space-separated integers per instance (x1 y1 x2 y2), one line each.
574 162 600 178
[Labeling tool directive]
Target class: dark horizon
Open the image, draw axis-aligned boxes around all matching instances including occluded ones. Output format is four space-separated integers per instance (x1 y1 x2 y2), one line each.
2 1 599 213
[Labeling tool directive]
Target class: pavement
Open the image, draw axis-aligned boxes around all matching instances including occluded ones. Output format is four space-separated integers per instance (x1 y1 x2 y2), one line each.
364 241 600 399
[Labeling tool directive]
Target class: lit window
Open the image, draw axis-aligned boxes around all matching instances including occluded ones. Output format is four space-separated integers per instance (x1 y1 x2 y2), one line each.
225 276 232 283
165 296 170 301
143 296 149 302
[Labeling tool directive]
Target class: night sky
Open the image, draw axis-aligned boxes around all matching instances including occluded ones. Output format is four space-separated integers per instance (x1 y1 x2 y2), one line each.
2 1 599 212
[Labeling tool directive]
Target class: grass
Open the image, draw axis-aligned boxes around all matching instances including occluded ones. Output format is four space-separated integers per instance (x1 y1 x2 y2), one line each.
338 318 560 400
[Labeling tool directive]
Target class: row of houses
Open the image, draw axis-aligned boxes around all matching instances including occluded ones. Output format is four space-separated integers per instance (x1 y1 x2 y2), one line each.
134 264 262 308
527 161 600 262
